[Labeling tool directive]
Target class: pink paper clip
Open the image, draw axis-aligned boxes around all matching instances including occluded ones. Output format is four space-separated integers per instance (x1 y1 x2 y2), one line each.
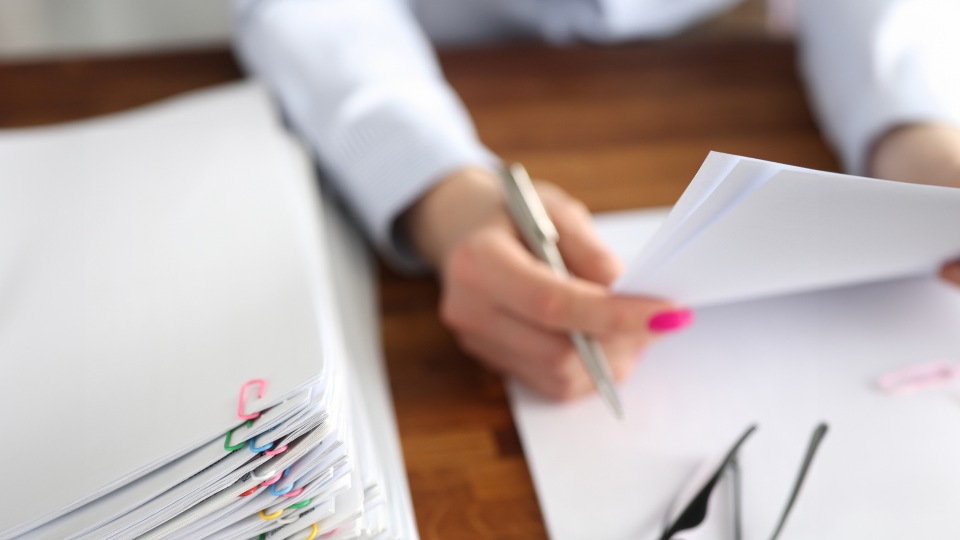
260 471 284 487
877 360 960 395
282 488 304 498
238 379 267 420
264 444 288 457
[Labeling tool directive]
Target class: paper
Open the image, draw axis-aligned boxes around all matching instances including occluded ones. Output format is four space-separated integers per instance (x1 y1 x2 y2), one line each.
0 82 417 539
510 207 960 539
614 152 960 306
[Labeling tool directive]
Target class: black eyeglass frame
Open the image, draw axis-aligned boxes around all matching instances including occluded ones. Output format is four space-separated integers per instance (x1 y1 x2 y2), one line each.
659 422 829 540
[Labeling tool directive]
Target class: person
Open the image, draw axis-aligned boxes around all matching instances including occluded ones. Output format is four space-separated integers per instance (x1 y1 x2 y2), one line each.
231 0 960 400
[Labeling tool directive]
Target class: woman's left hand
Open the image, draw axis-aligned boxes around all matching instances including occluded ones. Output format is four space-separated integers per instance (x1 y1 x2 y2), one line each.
871 122 960 287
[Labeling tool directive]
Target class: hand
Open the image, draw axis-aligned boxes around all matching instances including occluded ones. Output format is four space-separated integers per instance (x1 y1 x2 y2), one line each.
871 123 960 286
403 166 692 400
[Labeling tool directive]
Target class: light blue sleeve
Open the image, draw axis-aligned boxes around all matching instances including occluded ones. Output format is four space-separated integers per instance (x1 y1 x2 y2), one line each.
232 0 498 271
798 0 960 174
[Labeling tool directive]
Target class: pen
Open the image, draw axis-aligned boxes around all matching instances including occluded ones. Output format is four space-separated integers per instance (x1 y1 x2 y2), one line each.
500 163 625 419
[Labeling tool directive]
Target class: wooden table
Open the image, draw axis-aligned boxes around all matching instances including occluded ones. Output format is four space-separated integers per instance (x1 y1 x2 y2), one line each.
0 38 837 539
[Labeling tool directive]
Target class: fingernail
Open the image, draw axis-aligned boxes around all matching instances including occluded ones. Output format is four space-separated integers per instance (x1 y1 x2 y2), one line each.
648 309 694 333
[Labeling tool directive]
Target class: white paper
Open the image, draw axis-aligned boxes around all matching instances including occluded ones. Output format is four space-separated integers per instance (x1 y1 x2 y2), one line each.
614 153 960 306
1 83 326 536
510 208 960 539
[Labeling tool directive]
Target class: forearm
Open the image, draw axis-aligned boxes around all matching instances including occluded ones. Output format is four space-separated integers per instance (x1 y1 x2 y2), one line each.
797 0 960 176
232 0 496 270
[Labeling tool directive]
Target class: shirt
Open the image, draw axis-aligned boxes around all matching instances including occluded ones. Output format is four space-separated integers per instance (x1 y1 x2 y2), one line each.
232 0 960 270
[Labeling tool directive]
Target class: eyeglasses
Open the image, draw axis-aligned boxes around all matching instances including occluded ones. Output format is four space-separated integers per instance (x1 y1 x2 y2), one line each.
660 423 829 540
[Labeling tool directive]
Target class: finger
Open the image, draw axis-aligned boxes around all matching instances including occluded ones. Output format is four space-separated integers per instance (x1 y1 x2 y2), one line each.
459 333 594 401
601 335 649 382
459 299 655 381
537 185 622 285
463 328 649 397
942 260 960 285
445 287 651 394
465 228 685 336
440 285 594 399
441 286 577 375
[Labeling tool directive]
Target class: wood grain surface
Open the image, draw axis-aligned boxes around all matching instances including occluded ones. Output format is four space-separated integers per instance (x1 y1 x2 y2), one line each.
0 38 837 539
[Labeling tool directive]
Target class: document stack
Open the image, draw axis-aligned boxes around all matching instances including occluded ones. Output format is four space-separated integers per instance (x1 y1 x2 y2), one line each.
0 83 417 540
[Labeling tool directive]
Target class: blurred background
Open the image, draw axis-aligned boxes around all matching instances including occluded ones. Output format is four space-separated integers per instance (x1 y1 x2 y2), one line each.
0 0 771 61
0 0 231 59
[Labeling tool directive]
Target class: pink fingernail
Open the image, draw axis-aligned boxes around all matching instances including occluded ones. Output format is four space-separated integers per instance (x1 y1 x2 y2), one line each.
648 309 694 332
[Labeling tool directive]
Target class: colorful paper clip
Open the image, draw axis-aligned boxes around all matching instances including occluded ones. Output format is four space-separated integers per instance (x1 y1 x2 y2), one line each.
288 498 312 509
270 482 294 496
877 360 960 395
259 471 283 487
239 486 260 497
305 523 319 540
282 487 304 498
250 469 278 483
238 379 267 420
259 508 283 520
224 420 254 452
249 438 274 453
264 444 288 457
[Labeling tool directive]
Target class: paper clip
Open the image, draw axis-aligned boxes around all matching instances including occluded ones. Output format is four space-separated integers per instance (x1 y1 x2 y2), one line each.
250 469 278 483
224 420 254 452
282 488 304 498
877 360 960 395
249 438 274 453
259 508 283 520
260 472 283 487
270 482 294 496
264 444 288 457
238 379 267 420
239 486 259 497
305 523 318 540
288 498 312 509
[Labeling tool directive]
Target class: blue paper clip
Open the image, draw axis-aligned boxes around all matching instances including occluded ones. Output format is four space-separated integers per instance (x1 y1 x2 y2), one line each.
270 482 294 496
249 438 274 453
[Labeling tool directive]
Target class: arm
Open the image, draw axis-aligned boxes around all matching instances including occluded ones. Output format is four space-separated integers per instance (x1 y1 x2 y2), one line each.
797 0 960 177
232 0 690 399
232 0 496 270
796 0 960 285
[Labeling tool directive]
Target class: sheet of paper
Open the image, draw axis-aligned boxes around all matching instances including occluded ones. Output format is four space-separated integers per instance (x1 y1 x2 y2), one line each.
614 153 960 306
509 208 960 539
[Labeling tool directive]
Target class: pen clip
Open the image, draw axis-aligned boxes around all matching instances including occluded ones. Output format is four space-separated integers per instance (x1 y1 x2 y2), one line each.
501 164 559 245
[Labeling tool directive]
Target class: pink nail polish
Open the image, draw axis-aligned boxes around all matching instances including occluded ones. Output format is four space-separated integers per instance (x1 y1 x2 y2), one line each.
648 309 694 332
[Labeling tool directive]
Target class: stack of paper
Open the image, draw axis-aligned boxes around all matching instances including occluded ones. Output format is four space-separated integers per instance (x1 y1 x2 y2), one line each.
615 152 960 306
509 154 960 539
0 83 416 540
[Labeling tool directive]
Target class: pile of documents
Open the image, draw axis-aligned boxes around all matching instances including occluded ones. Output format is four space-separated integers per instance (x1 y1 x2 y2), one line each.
0 84 416 539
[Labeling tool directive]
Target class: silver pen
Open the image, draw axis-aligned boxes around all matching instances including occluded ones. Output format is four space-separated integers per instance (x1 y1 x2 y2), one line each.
500 163 625 419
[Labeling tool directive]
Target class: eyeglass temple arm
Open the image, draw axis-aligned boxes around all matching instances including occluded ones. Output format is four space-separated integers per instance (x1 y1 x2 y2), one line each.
660 425 758 540
768 423 830 540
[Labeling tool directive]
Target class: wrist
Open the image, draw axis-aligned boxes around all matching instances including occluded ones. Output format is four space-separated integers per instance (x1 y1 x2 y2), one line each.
402 166 504 268
870 123 960 188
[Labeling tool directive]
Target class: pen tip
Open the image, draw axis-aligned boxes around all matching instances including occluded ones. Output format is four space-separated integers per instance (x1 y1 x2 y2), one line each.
608 397 625 420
